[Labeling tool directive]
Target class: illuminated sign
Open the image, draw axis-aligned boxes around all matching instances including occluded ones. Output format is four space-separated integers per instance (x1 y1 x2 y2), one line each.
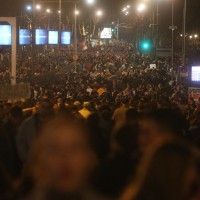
100 28 112 39
0 25 11 45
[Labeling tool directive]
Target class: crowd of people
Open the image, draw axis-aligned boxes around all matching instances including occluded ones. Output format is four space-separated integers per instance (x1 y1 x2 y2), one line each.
1 42 200 200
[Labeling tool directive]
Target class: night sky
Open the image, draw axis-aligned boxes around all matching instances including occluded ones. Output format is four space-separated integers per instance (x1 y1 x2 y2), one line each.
0 0 200 32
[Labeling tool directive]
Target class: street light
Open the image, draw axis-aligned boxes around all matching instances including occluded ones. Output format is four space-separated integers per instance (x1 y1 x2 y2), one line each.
122 5 130 15
36 4 41 10
125 11 129 16
96 10 103 17
26 5 32 11
75 10 80 15
86 0 95 4
137 3 146 12
122 8 127 12
46 9 51 13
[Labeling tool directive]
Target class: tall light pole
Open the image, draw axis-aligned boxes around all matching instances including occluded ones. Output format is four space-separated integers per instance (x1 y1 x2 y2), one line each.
74 5 80 71
32 0 36 21
94 10 103 45
86 0 95 48
183 0 187 66
74 3 78 57
59 0 62 30
166 0 176 67
170 0 176 67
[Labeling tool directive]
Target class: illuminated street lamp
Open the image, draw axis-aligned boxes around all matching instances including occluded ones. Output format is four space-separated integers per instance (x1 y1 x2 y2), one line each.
137 3 146 12
26 5 32 11
122 4 130 16
58 10 61 14
86 0 95 5
96 10 103 17
194 34 198 39
36 4 41 10
122 8 127 12
75 10 80 15
46 8 51 13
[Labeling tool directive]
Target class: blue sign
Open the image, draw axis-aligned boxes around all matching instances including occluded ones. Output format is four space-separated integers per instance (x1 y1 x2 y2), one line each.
48 31 58 45
35 29 48 45
19 29 31 45
61 32 71 45
0 25 12 45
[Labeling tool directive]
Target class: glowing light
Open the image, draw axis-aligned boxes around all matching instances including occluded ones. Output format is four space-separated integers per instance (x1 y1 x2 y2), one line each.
137 3 146 12
36 4 41 10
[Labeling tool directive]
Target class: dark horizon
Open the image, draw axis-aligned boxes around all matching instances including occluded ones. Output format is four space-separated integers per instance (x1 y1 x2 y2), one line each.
0 0 200 33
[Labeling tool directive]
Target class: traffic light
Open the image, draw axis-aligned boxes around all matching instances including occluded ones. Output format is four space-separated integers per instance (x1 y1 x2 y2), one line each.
111 22 115 33
139 40 152 53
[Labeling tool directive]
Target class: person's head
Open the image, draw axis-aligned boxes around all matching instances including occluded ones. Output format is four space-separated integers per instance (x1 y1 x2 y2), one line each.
9 106 23 127
26 116 96 194
113 124 139 156
138 109 187 152
73 101 82 111
121 139 199 200
87 113 100 128
37 99 54 120
126 108 139 125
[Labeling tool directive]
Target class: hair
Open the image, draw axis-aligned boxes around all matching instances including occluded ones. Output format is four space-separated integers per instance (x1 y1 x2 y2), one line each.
121 139 199 200
145 108 188 137
126 108 138 123
9 106 23 118
114 124 139 156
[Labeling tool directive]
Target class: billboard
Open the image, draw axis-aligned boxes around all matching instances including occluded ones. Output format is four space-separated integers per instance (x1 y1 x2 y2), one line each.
61 31 71 45
19 29 31 45
35 29 48 45
0 25 12 45
191 66 200 82
150 64 156 69
100 28 112 39
48 31 59 45
189 87 200 102
0 84 31 100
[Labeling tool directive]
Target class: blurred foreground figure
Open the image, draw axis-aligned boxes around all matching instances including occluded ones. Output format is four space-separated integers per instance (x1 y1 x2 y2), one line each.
121 139 200 200
138 109 187 152
91 124 140 199
0 106 23 198
18 116 97 200
16 99 54 163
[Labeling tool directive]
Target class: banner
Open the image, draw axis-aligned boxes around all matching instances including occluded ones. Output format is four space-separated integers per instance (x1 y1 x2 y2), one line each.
188 87 200 102
0 83 31 100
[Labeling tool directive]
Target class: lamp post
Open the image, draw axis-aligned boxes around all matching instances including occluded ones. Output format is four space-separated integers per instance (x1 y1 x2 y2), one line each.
183 0 186 66
74 5 79 57
94 10 103 45
59 0 62 31
86 0 95 49
137 3 147 41
169 0 176 67
74 3 78 71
